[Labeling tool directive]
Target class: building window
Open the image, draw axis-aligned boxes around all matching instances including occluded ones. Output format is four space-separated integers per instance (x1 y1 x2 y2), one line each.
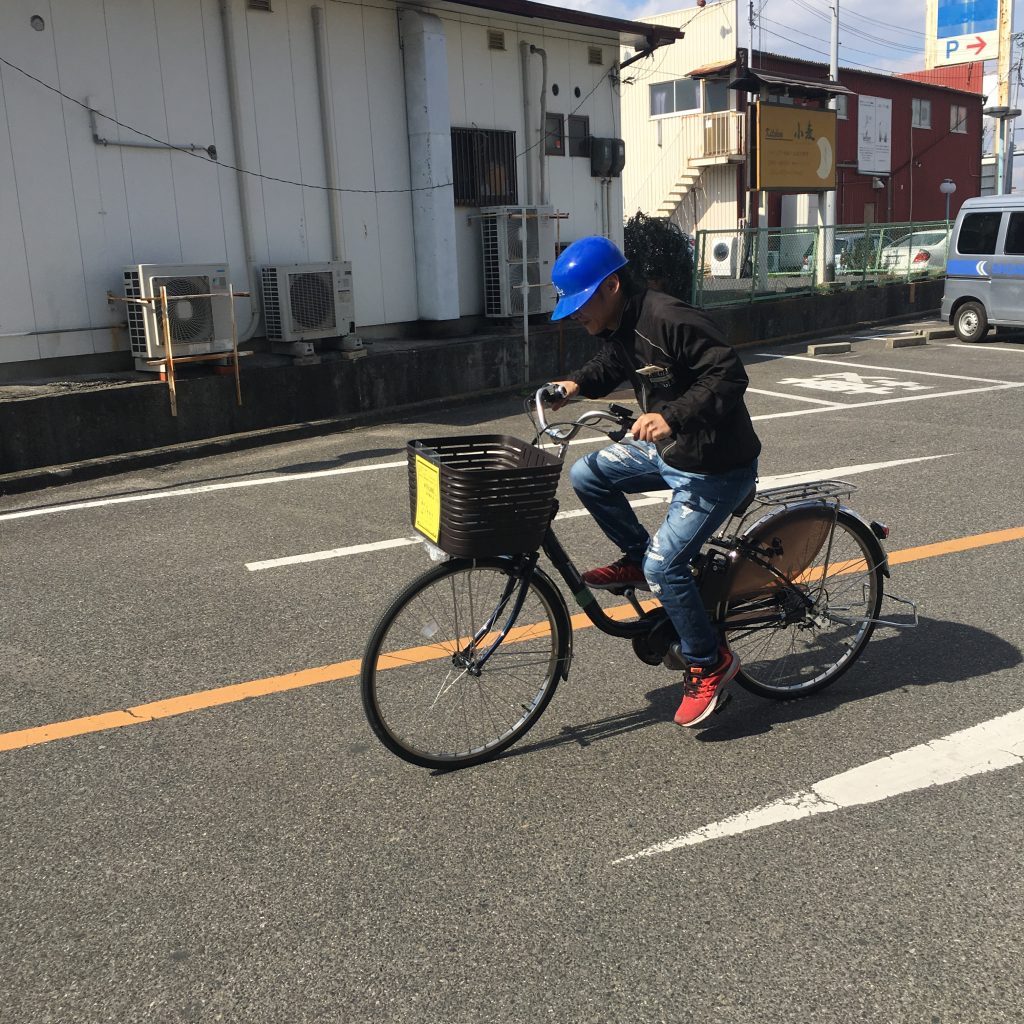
544 113 565 156
649 78 700 117
568 115 590 157
836 94 849 120
451 127 518 206
704 79 731 114
487 29 506 51
588 46 603 66
912 98 932 129
956 211 1001 255
950 103 968 133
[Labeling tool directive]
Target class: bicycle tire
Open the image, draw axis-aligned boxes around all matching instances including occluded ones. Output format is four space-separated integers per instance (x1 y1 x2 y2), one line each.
361 557 571 769
718 506 885 700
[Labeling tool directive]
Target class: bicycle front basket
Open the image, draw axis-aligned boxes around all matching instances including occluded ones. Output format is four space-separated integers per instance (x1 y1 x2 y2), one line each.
407 434 562 558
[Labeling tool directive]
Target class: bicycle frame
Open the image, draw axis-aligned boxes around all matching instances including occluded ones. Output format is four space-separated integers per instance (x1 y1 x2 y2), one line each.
470 389 918 664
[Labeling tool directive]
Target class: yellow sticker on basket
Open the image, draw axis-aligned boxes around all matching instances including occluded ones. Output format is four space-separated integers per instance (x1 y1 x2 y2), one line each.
414 454 441 543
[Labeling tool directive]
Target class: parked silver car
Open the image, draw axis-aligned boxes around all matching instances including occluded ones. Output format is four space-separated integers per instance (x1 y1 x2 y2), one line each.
879 230 950 273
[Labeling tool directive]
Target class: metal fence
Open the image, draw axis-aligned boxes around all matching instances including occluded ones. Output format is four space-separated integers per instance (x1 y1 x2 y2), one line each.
692 220 952 308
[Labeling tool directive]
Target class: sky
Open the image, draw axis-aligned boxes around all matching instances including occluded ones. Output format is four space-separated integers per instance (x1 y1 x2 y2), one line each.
557 0 944 77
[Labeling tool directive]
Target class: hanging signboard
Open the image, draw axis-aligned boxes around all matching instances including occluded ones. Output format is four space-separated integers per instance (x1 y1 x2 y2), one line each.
926 0 1000 68
857 96 892 176
756 105 837 191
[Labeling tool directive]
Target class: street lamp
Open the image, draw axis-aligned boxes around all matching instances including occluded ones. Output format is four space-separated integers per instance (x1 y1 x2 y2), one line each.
939 178 957 222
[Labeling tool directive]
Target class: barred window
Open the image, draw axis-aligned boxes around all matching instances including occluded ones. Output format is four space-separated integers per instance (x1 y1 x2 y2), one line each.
451 127 518 207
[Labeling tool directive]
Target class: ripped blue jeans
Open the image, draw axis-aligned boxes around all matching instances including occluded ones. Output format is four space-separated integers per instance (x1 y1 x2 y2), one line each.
569 441 758 666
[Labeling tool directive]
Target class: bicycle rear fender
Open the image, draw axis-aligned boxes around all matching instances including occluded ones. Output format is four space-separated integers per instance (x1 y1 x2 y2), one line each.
708 502 889 606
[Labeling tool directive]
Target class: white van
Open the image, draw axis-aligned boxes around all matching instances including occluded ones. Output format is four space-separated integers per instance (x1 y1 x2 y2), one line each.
942 194 1024 342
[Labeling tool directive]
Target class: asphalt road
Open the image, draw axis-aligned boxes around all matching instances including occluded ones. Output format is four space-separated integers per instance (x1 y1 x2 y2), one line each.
2 322 1023 1024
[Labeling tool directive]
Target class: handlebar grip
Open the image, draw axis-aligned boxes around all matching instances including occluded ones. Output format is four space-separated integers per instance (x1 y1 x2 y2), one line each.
540 384 568 405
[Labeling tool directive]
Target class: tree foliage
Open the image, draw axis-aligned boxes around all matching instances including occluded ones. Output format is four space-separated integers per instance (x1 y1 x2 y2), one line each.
623 212 694 303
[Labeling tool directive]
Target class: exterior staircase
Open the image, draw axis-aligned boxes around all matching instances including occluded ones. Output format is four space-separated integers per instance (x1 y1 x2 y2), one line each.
655 168 702 219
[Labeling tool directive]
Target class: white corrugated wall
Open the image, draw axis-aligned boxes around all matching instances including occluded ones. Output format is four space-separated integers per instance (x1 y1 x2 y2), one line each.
0 0 621 366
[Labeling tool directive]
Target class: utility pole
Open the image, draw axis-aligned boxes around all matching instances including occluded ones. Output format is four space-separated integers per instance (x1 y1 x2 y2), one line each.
819 1 839 281
997 0 1014 193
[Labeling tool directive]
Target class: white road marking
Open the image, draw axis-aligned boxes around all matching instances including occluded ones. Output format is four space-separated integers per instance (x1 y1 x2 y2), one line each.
747 388 845 406
757 352 1017 385
940 343 1024 354
0 459 407 523
614 708 1024 864
245 455 952 571
753 383 1024 421
244 498 669 571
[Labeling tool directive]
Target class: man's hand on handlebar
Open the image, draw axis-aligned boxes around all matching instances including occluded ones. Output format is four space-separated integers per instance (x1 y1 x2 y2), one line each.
631 412 672 443
544 380 579 410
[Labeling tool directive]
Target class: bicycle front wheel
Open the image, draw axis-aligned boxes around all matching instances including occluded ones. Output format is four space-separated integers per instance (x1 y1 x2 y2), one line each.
720 508 885 699
361 558 571 769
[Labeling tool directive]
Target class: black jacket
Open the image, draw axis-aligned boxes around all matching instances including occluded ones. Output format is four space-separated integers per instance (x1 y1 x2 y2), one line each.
568 289 761 474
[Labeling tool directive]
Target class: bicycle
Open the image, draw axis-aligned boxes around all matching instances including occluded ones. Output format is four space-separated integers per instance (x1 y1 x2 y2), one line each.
361 386 917 769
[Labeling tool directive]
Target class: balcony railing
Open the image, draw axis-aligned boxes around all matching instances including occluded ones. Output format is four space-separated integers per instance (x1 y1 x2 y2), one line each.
693 110 745 162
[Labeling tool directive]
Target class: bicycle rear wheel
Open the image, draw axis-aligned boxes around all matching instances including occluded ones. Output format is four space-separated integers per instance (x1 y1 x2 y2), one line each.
719 507 885 699
361 558 571 769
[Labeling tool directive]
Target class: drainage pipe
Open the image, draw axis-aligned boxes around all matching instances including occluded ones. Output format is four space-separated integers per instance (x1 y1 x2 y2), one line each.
530 45 548 205
312 6 345 262
519 42 535 204
218 0 260 340
398 8 460 321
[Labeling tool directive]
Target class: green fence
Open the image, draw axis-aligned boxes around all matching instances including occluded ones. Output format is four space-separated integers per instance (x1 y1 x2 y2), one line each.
692 220 951 308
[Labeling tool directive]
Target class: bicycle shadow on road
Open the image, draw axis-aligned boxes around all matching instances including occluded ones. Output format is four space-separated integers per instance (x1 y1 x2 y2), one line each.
695 616 1022 743
496 616 1021 762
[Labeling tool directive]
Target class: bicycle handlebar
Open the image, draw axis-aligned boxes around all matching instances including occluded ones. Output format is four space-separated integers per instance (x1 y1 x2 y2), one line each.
533 385 637 446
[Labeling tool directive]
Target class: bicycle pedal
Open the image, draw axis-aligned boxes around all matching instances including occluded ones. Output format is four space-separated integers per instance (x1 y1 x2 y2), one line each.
713 691 733 716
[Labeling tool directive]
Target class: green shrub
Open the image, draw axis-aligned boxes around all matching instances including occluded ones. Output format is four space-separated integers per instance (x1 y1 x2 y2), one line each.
623 212 694 303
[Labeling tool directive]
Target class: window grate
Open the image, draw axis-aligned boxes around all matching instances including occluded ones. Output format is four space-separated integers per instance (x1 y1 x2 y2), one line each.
248 0 272 11
487 29 506 51
451 127 518 206
588 46 602 66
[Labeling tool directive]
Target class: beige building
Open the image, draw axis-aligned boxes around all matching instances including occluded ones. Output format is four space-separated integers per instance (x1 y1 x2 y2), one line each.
619 1 744 236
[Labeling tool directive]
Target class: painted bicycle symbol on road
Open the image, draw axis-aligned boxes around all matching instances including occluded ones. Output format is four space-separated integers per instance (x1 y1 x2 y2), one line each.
777 372 934 396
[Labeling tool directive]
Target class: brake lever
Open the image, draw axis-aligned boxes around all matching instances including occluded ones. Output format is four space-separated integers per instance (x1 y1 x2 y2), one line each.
606 402 637 443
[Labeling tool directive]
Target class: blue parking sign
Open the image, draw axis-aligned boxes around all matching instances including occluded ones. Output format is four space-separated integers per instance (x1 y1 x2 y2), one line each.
937 0 999 39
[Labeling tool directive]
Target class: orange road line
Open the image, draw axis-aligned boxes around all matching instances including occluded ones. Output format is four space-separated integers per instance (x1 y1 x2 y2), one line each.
3 526 1024 754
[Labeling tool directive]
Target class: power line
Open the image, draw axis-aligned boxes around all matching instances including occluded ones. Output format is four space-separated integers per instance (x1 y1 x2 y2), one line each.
801 0 926 41
0 48 619 197
760 14 922 67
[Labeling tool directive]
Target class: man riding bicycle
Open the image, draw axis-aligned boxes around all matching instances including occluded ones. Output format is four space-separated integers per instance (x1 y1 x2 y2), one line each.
548 236 762 726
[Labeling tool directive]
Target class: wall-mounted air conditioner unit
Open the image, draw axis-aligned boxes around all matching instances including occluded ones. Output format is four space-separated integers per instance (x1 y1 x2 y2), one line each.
709 237 739 277
123 263 233 370
480 206 556 317
260 261 355 349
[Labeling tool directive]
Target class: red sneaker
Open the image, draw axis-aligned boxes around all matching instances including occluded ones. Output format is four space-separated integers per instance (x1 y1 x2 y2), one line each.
582 556 648 590
673 645 739 727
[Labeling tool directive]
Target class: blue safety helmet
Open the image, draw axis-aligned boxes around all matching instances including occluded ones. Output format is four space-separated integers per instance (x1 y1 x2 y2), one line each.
550 236 628 321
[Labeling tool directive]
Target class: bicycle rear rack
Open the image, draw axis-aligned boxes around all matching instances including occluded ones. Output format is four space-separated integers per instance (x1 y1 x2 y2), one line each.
749 478 857 509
